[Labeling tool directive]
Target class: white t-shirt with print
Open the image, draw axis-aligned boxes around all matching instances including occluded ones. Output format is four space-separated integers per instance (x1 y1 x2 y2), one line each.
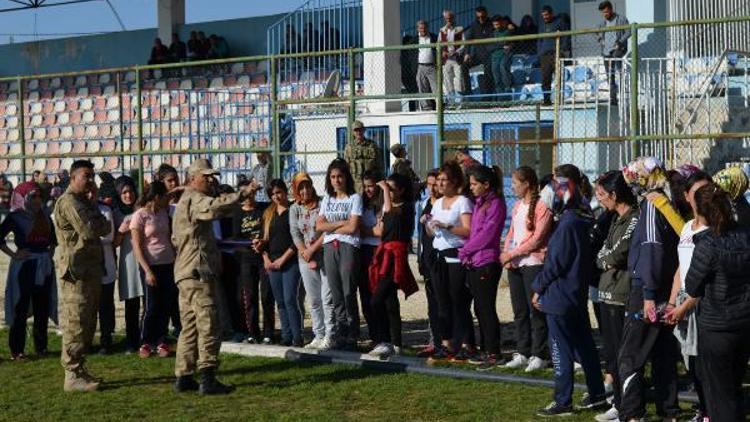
319 193 364 247
431 195 473 262
677 219 709 290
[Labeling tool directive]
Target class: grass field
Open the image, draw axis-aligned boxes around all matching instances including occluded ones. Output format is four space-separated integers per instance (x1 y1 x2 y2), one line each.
0 331 623 421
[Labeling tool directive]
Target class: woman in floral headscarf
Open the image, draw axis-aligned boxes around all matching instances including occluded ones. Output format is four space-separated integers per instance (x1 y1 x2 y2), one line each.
0 181 57 360
713 166 750 228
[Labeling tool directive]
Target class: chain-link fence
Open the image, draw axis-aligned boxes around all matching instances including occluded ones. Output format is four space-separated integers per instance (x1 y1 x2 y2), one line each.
1 14 750 194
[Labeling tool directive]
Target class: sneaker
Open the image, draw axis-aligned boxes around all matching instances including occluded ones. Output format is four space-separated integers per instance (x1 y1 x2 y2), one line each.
244 336 258 344
138 344 152 358
317 337 334 351
304 338 323 349
536 401 573 417
574 362 583 372
157 343 171 358
369 343 391 357
10 353 26 361
262 337 272 345
688 412 707 422
416 345 436 358
450 348 471 363
476 354 500 372
577 393 608 410
468 352 486 365
426 347 453 364
594 405 619 422
505 353 529 369
392 346 401 356
525 356 548 372
292 338 304 348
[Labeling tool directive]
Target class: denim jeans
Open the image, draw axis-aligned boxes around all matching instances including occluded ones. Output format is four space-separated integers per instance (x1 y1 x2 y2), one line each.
268 261 302 343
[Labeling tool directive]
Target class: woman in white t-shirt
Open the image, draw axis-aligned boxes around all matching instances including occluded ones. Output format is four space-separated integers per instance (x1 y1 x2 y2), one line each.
316 159 363 349
91 186 117 355
425 161 474 361
359 171 382 343
664 172 712 422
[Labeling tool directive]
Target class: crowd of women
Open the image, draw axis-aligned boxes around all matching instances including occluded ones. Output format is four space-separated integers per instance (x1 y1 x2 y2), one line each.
2 154 750 421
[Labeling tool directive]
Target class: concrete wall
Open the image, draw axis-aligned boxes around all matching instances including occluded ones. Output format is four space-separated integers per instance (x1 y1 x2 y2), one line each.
0 13 286 77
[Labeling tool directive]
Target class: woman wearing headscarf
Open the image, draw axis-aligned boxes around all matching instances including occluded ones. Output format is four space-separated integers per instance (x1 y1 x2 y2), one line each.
112 176 142 354
618 157 680 422
1 181 57 360
713 166 750 228
532 164 606 417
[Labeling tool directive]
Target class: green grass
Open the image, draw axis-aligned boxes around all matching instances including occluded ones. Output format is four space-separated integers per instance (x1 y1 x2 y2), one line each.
0 330 617 421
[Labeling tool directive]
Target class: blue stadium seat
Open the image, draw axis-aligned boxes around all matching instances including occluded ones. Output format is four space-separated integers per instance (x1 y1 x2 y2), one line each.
527 68 542 84
512 69 527 87
510 54 527 72
728 53 739 67
525 55 540 68
573 65 593 83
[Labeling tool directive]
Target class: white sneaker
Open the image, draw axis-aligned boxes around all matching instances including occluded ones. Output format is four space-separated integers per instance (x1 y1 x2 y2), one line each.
524 356 548 372
392 346 401 356
369 343 391 357
304 338 323 349
594 405 619 422
574 362 583 372
317 337 334 351
504 353 529 369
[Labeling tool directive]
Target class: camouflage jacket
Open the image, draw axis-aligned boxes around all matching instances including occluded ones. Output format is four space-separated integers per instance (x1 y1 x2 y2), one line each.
172 188 241 283
344 138 382 190
53 188 111 281
391 158 419 182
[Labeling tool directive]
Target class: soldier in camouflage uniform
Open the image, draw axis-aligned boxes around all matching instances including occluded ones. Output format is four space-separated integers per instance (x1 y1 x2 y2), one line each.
390 144 418 182
344 120 382 191
171 158 257 395
53 160 111 392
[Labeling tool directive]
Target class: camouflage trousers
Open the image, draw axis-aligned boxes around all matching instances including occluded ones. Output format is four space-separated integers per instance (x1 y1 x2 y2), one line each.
174 278 221 377
60 278 101 371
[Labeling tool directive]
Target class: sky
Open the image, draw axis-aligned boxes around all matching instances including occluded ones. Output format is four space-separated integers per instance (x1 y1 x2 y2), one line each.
0 0 303 44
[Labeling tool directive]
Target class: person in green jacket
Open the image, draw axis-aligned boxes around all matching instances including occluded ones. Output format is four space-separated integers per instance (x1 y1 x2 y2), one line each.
490 15 514 100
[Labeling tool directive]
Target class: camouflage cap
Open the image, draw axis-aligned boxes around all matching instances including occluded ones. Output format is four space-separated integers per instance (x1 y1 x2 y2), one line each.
189 158 220 176
352 120 365 130
390 143 406 157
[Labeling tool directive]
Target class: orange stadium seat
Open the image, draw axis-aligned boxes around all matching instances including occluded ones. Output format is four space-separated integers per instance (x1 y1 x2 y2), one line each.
73 126 85 140
104 156 119 171
65 87 76 97
72 141 85 154
0 130 6 142
47 141 60 155
84 125 98 138
40 90 52 100
95 97 106 109
43 113 56 126
46 157 60 172
194 78 208 89
42 101 53 114
0 118 4 129
70 112 82 124
167 79 179 90
0 159 8 173
102 139 115 152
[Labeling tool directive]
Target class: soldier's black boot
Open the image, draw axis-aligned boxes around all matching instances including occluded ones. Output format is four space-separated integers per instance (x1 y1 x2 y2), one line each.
173 375 200 393
198 369 234 395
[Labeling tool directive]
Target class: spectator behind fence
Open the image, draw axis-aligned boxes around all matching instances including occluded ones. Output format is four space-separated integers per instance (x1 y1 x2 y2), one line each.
148 38 170 65
169 33 187 62
462 6 495 97
187 31 201 60
538 5 571 105
516 14 538 54
440 10 465 105
320 20 340 51
597 1 630 105
490 15 513 98
401 34 419 111
415 20 439 111
197 31 211 59
208 34 229 59
0 181 56 361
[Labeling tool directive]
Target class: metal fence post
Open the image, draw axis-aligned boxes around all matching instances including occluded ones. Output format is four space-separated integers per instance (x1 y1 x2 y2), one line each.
629 24 640 159
436 42 444 162
552 35 561 172
270 57 281 179
17 76 26 181
348 48 356 153
135 66 144 192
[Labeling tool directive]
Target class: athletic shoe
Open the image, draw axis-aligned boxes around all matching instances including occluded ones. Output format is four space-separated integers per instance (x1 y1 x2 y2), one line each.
318 337 334 351
304 338 323 349
416 345 436 358
426 347 453 364
392 346 401 356
450 348 472 363
594 405 619 422
244 336 258 344
468 352 486 365
524 356 547 372
157 343 171 358
10 353 26 361
138 344 152 358
577 393 608 410
536 401 573 417
262 337 273 345
574 362 583 372
280 338 293 347
504 353 529 369
369 343 391 357
476 354 500 372
292 338 304 348
688 412 708 422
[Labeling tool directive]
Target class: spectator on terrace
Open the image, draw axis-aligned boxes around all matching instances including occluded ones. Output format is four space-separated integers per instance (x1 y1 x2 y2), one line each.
208 34 229 59
415 20 438 111
490 15 513 98
400 34 419 111
538 5 571 105
440 10 465 105
516 15 538 54
197 31 211 58
187 31 201 60
250 152 273 206
169 33 187 62
597 1 630 105
148 38 170 65
462 6 495 97
320 20 340 51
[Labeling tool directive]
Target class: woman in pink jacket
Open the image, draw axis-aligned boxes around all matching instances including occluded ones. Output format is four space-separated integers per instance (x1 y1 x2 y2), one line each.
500 166 554 372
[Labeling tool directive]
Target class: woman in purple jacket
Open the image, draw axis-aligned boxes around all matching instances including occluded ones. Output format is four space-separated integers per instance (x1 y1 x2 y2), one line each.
459 165 506 370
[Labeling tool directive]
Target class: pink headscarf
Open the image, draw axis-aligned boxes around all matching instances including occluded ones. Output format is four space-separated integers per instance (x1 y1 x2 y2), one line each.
10 181 40 212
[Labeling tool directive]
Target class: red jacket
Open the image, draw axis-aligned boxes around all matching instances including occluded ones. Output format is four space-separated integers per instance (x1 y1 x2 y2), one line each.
368 241 419 298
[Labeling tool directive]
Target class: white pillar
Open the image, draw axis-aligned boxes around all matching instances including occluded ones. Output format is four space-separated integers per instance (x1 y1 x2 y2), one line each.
363 0 402 113
157 0 185 43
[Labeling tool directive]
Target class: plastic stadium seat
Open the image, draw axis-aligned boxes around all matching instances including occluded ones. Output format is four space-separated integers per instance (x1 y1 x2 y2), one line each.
82 111 95 124
103 85 116 96
8 81 18 91
34 141 47 154
6 116 17 128
27 91 40 102
84 125 98 138
33 128 46 140
0 118 4 129
42 101 54 114
60 140 73 153
7 92 17 102
8 129 18 141
61 127 73 140
48 127 60 139
573 65 593 83
50 77 61 88
90 86 102 96
72 125 85 139
102 139 116 152
210 77 224 88
92 157 104 169
0 130 5 142
70 112 82 124
46 158 61 172
77 87 89 97
169 106 179 119
67 98 79 111
94 110 106 122
231 63 244 75
0 104 5 115
125 71 136 82
87 139 101 152
99 73 111 85
30 114 42 127
104 156 119 171
81 98 93 111
61 157 74 171
43 113 56 126
154 81 167 90
153 69 162 79
111 124 121 137
33 158 45 171
9 142 21 155
75 76 87 87
106 96 119 109
99 124 111 137
160 93 171 106
27 79 39 90
64 87 76 97
53 89 65 99
0 142 7 154
237 75 250 87
94 97 106 110
107 110 119 122
512 69 527 87
179 79 193 90
224 76 237 86
4 104 15 116
30 102 43 114
72 140 85 153
40 90 53 100
57 112 70 125
527 68 542 84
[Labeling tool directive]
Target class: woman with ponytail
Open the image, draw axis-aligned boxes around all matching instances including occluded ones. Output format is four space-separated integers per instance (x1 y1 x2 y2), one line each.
682 184 750 422
501 166 553 372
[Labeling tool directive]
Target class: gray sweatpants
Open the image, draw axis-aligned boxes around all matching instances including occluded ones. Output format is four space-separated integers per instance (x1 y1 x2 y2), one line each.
323 241 360 342
416 64 439 110
299 258 334 340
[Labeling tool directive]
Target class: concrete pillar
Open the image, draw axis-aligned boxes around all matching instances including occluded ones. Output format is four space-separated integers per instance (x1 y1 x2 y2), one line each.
363 0 401 113
157 0 185 43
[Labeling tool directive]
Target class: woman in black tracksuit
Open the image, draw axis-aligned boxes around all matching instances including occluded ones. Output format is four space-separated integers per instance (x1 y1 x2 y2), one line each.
683 184 750 422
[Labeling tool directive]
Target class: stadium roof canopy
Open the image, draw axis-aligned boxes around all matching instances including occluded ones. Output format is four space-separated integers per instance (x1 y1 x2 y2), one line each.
0 0 102 13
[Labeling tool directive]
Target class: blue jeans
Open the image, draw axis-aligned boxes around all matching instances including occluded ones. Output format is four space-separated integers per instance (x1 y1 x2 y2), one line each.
546 309 605 407
491 53 512 98
268 261 302 342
